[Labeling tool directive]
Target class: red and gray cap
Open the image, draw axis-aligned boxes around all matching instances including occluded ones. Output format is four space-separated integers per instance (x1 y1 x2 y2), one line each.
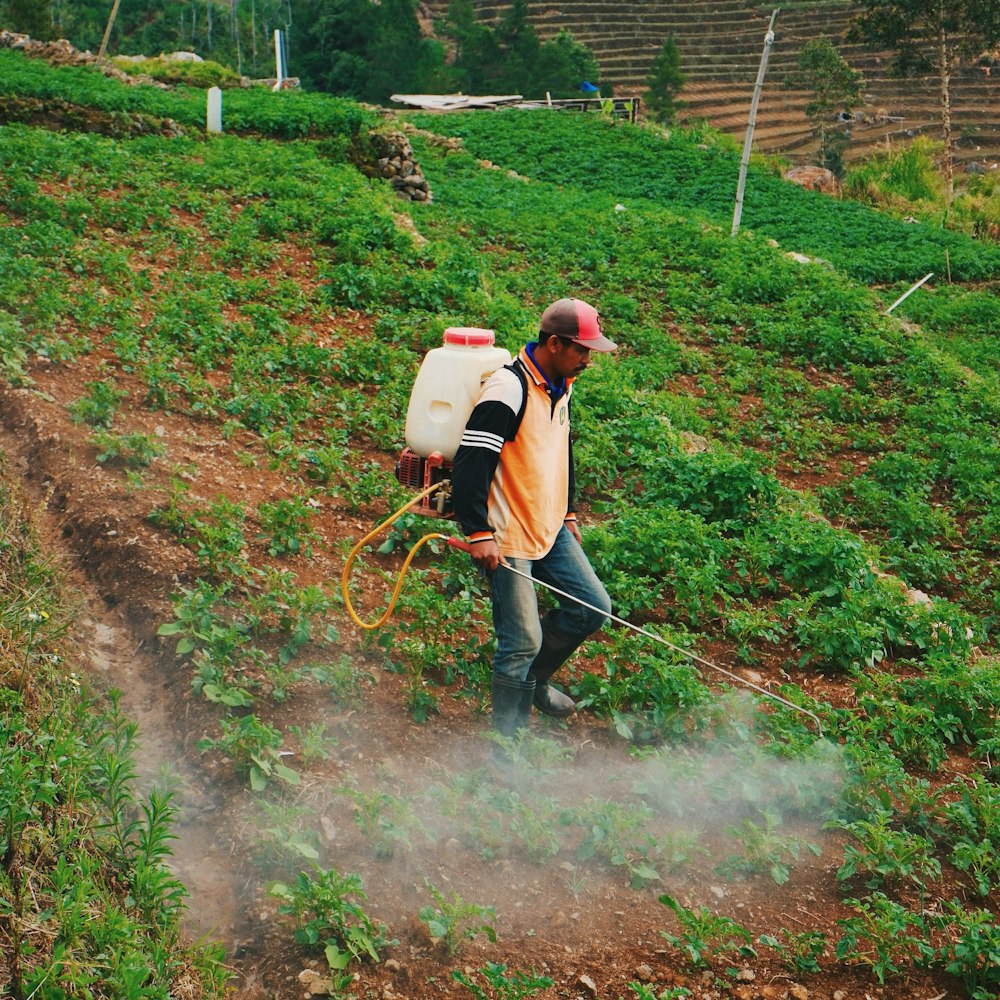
539 298 617 352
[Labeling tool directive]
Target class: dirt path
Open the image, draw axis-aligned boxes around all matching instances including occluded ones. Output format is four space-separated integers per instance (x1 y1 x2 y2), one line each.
75 608 253 948
0 409 264 985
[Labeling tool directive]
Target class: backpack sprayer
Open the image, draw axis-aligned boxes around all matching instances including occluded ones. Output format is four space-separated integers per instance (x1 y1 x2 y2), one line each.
341 328 823 734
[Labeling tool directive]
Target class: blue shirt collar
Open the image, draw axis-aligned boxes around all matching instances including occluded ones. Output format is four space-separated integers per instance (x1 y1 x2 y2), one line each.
526 341 567 399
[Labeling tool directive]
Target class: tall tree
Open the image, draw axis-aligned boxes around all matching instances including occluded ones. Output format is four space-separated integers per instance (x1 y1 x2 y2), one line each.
644 35 686 125
6 0 55 38
298 0 375 95
785 38 865 175
444 0 500 92
848 0 1000 201
536 28 599 99
495 0 540 93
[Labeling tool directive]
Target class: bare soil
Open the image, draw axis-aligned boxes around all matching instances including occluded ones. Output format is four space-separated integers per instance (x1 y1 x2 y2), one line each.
0 346 970 1000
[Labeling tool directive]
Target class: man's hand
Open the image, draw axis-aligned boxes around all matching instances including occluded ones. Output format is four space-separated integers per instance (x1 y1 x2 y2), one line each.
565 519 582 545
469 537 502 572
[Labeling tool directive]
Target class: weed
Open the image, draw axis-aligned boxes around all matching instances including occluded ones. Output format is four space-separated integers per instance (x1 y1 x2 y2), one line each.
289 722 337 764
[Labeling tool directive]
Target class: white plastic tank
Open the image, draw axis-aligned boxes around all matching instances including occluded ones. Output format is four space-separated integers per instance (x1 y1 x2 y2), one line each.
405 328 512 460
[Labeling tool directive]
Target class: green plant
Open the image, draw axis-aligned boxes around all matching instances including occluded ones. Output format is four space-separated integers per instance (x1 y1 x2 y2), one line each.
658 894 756 969
112 56 243 89
247 799 322 869
569 799 661 887
0 476 229 997
758 928 826 974
68 379 127 428
336 786 427 859
937 900 1000 999
452 963 554 1000
268 867 392 970
833 806 942 891
91 429 166 468
627 985 691 1000
257 496 320 557
510 796 561 864
418 881 497 956
483 730 575 771
195 714 299 791
835 893 934 983
716 811 821 885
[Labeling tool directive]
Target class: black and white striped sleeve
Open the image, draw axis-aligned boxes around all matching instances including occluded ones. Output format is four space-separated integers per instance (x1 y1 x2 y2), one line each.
451 369 523 537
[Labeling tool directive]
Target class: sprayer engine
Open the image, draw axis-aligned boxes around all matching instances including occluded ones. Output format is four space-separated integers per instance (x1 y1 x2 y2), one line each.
394 449 453 516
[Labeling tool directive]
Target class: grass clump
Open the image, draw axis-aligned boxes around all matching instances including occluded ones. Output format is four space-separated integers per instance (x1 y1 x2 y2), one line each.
113 55 244 89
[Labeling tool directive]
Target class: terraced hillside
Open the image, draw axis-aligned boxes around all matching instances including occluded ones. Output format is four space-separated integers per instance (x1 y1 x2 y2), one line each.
424 0 1000 165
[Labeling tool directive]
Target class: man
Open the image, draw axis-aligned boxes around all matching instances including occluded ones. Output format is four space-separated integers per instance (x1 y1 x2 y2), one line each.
451 297 616 740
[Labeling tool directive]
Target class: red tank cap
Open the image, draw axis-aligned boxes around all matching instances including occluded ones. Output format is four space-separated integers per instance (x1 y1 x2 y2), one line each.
444 327 496 347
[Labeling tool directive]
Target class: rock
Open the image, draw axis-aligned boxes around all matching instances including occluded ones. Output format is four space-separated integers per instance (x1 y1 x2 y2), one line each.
789 986 809 1000
735 966 755 982
162 50 203 62
578 974 598 996
906 588 933 606
298 969 334 996
678 430 709 455
320 815 337 843
709 884 726 899
634 963 654 981
833 992 847 1000
783 165 839 194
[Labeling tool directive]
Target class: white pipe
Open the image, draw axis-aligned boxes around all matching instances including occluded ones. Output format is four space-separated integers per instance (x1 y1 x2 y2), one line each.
886 272 934 314
499 561 824 733
272 29 284 91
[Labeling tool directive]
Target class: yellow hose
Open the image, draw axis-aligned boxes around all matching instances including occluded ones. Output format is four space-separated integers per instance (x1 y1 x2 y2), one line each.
341 482 451 630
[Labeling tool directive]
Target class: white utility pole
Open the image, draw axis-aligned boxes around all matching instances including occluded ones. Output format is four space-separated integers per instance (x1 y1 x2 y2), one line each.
272 29 284 90
732 8 779 237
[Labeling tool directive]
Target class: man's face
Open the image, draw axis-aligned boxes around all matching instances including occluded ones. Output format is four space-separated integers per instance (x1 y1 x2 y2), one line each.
551 337 591 379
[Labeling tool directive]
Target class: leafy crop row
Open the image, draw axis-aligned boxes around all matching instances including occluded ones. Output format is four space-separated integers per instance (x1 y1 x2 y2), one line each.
410 110 1000 284
0 49 376 138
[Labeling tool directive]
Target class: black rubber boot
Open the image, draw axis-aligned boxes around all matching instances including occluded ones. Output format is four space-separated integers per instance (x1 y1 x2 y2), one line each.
491 673 536 738
527 615 581 718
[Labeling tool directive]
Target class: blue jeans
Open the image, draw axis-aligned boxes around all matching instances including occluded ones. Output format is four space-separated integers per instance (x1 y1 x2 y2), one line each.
489 526 611 681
